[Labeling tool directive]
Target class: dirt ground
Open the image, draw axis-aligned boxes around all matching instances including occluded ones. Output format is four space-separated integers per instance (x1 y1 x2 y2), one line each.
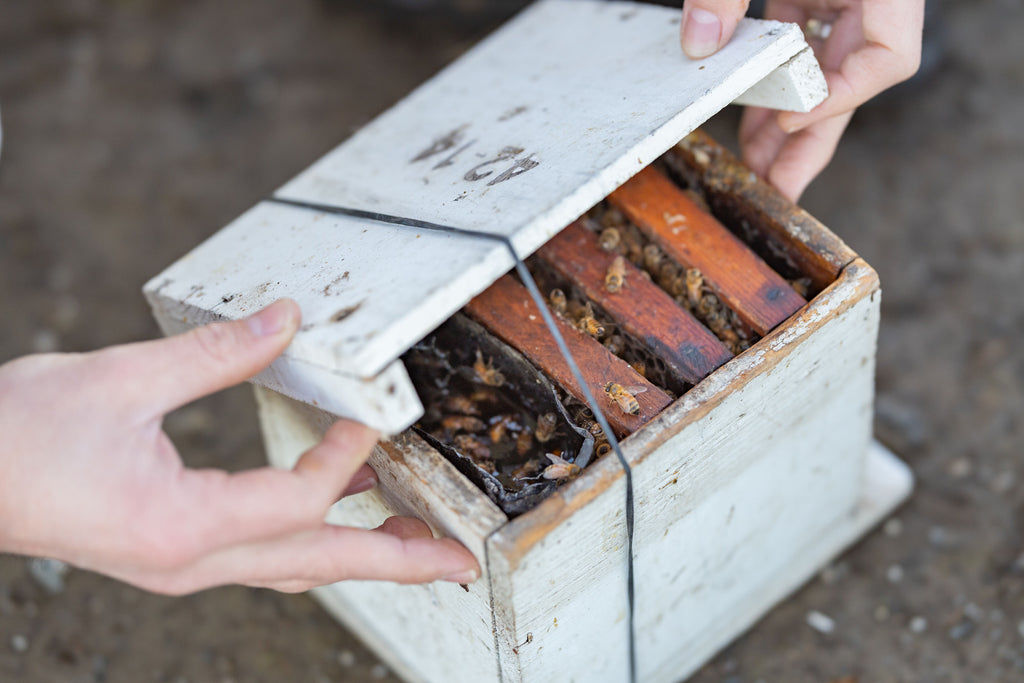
1 0 1022 681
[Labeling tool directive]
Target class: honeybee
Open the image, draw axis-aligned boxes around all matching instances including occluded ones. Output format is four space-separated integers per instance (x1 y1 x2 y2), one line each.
603 334 626 356
600 207 625 230
441 415 487 433
604 255 627 293
516 429 534 456
789 277 812 298
473 349 505 387
642 244 662 272
598 227 621 252
576 303 606 339
603 382 646 416
443 395 481 416
595 442 613 459
488 414 515 444
577 418 604 441
511 458 543 480
698 293 721 318
535 412 558 443
454 434 492 461
542 453 581 481
686 268 704 308
549 288 568 316
657 262 679 291
630 360 647 378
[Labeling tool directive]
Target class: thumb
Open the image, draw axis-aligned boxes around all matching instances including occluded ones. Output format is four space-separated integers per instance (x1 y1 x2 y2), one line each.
680 1 751 60
120 299 301 415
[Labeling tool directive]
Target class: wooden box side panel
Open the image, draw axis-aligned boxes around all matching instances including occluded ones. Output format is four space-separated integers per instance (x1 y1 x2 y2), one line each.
255 388 506 683
636 285 879 681
488 261 880 682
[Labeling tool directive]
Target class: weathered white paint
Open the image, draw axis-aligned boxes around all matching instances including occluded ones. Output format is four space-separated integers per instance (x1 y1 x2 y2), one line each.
255 259 911 682
144 0 824 433
732 47 828 112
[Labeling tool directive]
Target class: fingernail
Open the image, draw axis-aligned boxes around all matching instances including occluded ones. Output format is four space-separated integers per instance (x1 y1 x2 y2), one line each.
682 8 722 59
246 300 294 337
443 568 480 584
346 470 378 495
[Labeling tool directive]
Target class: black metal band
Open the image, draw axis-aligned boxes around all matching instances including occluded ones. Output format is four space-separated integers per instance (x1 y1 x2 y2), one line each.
266 195 638 683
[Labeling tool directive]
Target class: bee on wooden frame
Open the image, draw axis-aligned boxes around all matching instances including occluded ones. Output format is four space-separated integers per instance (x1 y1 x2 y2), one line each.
603 381 646 416
576 302 606 339
604 255 627 293
542 453 580 481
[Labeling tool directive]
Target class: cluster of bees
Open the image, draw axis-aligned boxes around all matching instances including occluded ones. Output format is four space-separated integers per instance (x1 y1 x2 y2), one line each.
586 205 756 356
422 350 595 484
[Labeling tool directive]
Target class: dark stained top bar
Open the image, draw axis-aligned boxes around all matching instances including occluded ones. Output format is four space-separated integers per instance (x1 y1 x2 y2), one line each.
607 165 806 336
536 221 733 386
465 275 673 438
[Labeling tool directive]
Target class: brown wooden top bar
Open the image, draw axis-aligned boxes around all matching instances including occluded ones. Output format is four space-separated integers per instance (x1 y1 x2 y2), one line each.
607 165 806 336
536 221 733 386
669 131 858 293
465 275 672 437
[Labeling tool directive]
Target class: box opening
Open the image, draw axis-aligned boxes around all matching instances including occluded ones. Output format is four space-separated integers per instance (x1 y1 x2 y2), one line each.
399 138 835 516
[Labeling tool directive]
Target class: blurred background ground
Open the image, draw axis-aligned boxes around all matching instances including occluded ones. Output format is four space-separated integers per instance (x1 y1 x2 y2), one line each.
0 0 1021 681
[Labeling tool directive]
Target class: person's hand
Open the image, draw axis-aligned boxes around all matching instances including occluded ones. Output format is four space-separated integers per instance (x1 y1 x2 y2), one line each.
680 0 925 200
0 299 480 595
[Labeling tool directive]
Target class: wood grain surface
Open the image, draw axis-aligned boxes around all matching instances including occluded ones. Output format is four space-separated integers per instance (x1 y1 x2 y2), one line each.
536 221 733 385
608 165 806 336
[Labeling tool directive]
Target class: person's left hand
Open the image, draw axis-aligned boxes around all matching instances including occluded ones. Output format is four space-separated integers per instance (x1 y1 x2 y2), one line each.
0 299 481 594
681 0 925 201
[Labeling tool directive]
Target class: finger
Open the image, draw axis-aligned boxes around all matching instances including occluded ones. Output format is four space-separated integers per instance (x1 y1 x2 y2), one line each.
339 464 378 499
738 105 785 177
680 0 752 59
375 516 434 540
113 299 301 416
778 0 924 133
763 110 853 202
171 419 380 555
140 522 482 595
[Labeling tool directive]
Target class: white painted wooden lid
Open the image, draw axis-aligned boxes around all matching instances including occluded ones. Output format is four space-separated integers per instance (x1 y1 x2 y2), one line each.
144 0 825 433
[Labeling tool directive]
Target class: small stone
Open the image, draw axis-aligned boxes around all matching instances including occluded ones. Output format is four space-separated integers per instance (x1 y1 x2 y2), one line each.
27 557 70 594
949 619 975 640
948 457 972 479
963 603 985 622
909 616 928 634
886 564 904 583
370 663 389 679
10 634 29 653
1017 620 1024 639
990 470 1016 494
928 526 955 549
806 610 836 634
883 517 903 537
874 604 891 622
819 562 848 585
337 650 356 668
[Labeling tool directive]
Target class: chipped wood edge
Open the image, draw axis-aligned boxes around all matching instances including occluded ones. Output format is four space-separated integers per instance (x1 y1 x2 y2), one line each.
488 257 880 568
731 46 828 112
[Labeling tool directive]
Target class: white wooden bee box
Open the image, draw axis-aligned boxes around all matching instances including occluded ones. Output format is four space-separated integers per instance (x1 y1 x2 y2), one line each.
144 1 911 680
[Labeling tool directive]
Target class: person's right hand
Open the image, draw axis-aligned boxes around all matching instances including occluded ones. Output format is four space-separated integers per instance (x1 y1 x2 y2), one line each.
680 0 924 200
0 299 481 595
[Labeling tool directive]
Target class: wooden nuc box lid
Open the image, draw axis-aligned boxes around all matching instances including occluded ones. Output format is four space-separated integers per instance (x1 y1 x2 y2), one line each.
143 0 826 432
